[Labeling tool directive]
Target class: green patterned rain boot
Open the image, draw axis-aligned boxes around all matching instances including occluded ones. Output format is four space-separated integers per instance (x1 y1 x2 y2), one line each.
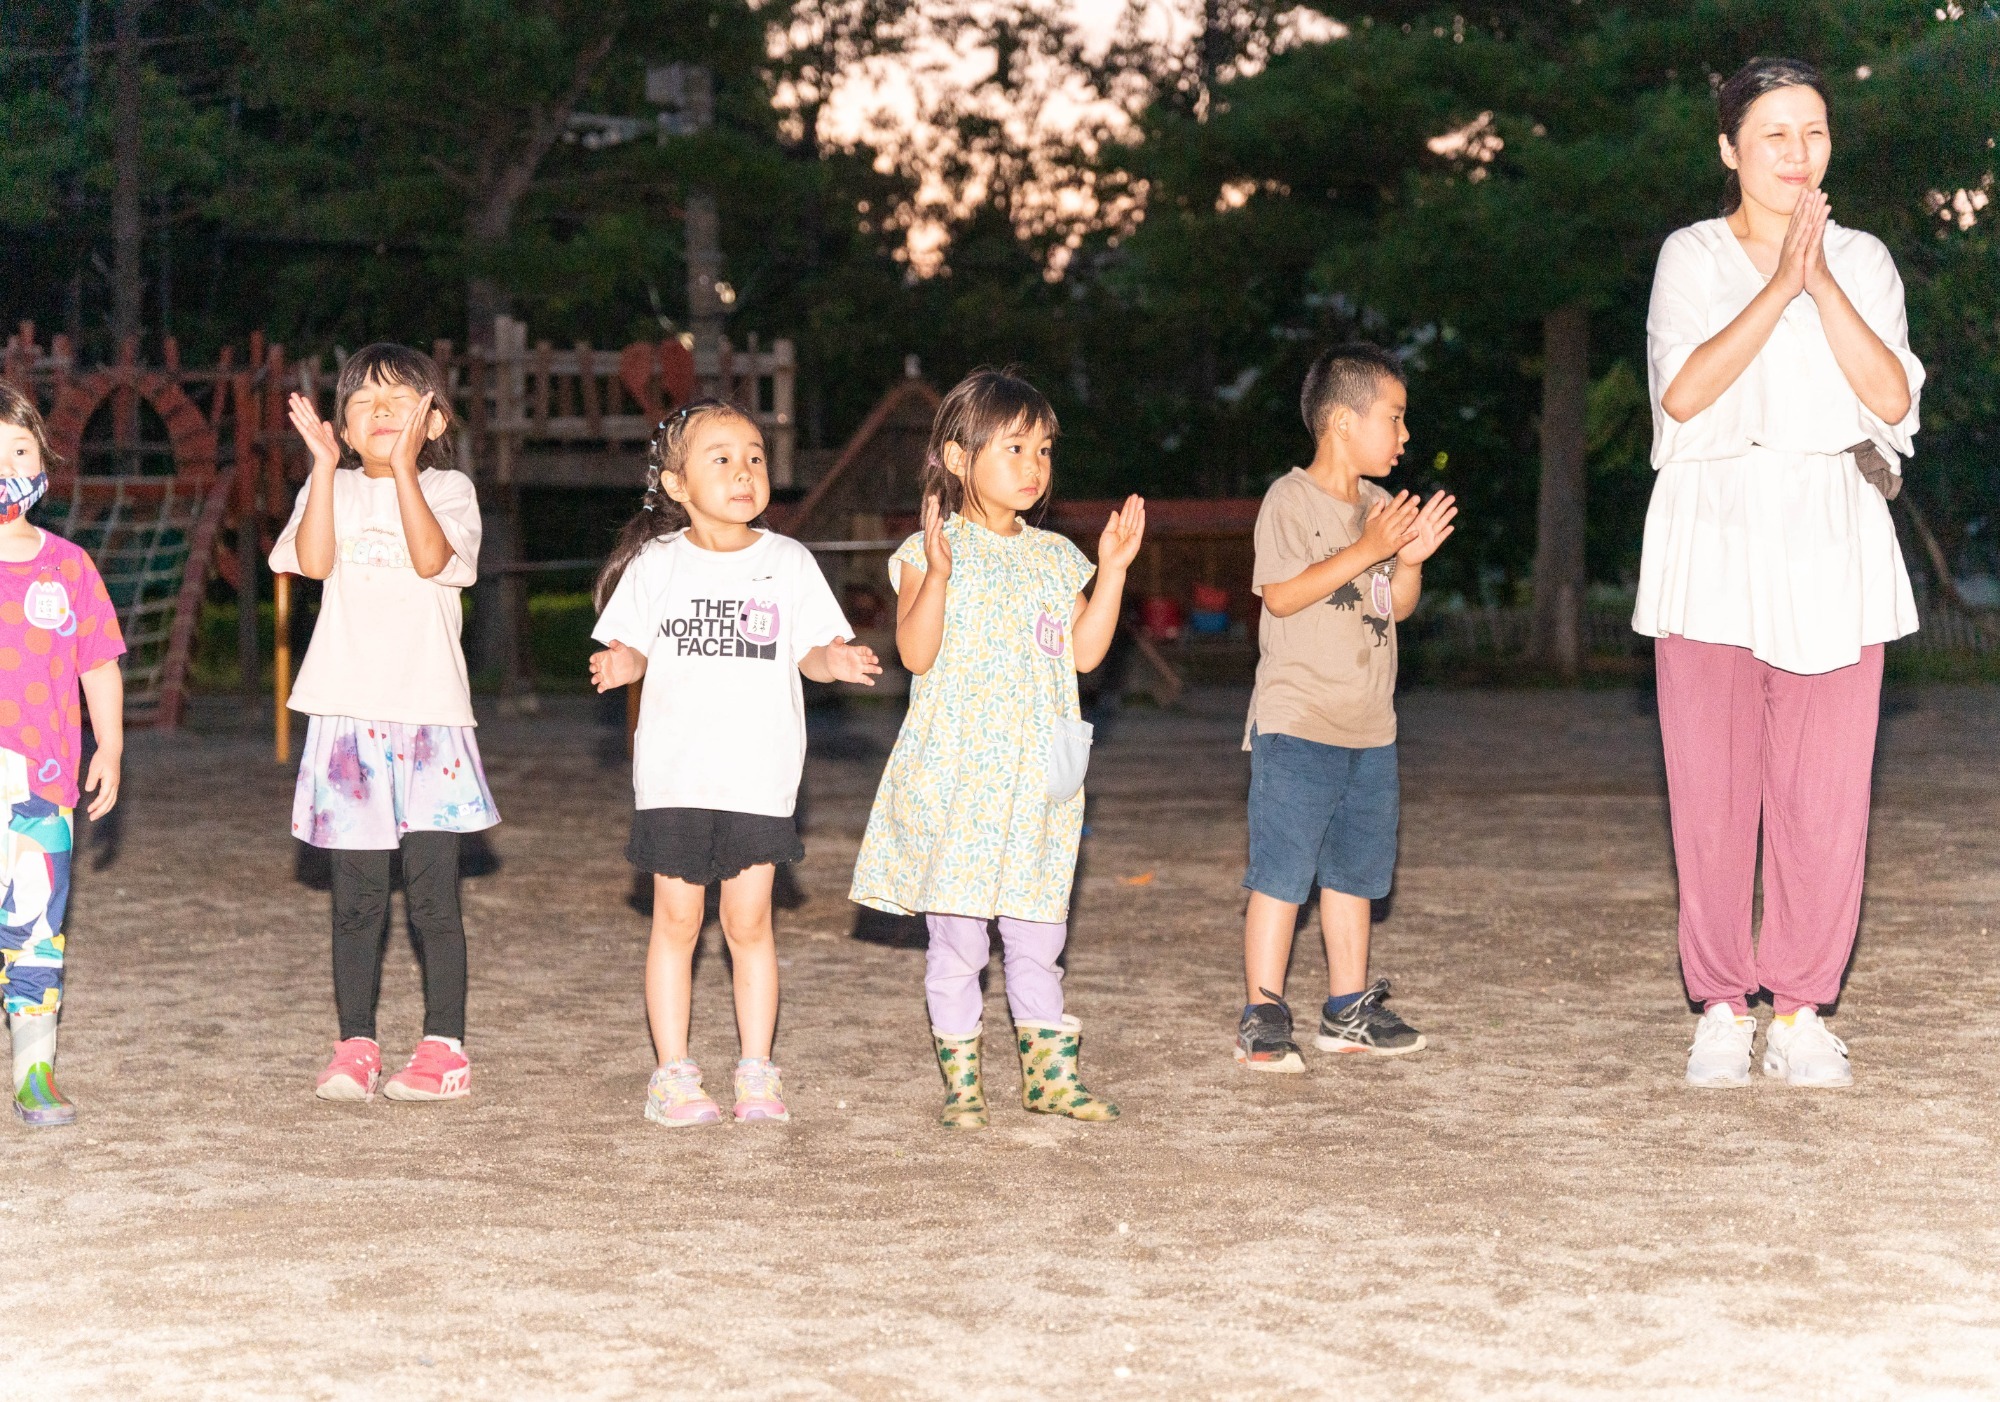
1016 1015 1119 1122
11 1011 76 1128
933 1027 989 1129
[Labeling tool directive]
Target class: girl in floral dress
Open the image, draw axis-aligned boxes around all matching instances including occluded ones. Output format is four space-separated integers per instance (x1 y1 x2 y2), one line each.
850 369 1145 1128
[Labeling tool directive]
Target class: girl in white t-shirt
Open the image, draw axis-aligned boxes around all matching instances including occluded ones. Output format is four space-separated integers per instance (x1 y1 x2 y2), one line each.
271 343 497 1106
590 400 879 1127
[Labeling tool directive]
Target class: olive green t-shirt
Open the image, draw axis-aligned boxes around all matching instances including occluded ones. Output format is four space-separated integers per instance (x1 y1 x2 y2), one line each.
1244 468 1398 751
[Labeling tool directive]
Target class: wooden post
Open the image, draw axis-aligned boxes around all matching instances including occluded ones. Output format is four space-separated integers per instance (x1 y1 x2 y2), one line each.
274 571 293 763
772 338 796 488
235 371 260 699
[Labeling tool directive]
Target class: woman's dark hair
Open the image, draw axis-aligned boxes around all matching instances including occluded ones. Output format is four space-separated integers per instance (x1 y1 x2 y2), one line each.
593 399 756 609
919 367 1059 522
0 382 60 470
1716 56 1830 215
334 342 459 472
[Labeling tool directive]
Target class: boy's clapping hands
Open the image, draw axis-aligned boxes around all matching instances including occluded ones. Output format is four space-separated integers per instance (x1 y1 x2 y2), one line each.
1397 491 1457 566
1357 490 1422 563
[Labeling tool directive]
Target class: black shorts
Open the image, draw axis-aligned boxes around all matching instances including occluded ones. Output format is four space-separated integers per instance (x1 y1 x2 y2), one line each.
627 807 804 884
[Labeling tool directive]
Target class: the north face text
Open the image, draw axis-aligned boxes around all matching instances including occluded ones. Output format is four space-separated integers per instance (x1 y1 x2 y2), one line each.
660 597 780 660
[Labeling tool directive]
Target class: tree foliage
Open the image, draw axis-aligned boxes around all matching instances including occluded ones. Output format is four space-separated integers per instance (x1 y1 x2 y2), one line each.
1 0 1994 596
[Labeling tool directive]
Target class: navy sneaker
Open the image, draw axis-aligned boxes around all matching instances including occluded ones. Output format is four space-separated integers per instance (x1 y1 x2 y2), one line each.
1235 990 1305 1073
1315 978 1426 1056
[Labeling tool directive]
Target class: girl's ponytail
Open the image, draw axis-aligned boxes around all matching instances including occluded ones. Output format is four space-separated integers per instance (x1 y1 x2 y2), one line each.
593 399 740 610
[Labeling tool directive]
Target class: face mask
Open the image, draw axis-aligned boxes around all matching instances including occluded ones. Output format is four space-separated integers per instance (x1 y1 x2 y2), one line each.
0 473 47 525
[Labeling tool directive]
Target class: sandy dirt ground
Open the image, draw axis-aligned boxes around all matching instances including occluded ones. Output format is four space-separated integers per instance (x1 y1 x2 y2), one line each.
5 682 2000 1401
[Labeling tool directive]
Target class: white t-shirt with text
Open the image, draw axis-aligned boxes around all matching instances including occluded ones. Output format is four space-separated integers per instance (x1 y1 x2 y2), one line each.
592 530 851 817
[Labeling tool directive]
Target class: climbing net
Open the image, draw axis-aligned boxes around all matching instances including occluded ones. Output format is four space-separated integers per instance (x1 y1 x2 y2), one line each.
39 479 203 725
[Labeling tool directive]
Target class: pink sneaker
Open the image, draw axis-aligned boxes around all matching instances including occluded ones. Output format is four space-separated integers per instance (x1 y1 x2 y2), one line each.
315 1037 382 1102
382 1037 471 1102
645 1060 723 1127
733 1058 790 1123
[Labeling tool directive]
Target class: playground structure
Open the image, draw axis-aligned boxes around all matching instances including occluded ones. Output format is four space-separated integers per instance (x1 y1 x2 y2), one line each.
4 316 1989 739
0 318 797 732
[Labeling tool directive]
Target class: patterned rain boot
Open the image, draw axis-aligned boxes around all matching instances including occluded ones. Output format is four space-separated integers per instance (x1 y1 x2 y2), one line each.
932 1027 989 1129
11 1011 76 1128
1015 1015 1119 1122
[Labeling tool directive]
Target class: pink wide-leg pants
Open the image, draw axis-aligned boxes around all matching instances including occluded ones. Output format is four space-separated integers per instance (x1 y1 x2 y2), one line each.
1655 635 1883 1015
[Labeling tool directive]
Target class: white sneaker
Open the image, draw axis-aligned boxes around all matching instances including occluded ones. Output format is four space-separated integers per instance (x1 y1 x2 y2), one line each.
1762 1008 1852 1088
1686 1003 1756 1088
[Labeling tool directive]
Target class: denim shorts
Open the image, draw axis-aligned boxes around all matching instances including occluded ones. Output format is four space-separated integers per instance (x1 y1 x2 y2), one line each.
1243 730 1400 903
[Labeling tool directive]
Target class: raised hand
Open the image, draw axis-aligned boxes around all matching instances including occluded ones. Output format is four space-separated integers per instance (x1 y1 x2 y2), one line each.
1097 494 1146 575
389 391 437 477
588 639 647 693
822 638 883 686
1397 490 1458 565
921 494 953 580
1801 191 1838 301
1775 187 1826 299
1357 490 1419 564
288 392 342 474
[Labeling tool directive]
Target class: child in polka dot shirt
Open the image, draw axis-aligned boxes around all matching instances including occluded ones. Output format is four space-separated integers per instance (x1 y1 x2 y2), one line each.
0 385 126 1129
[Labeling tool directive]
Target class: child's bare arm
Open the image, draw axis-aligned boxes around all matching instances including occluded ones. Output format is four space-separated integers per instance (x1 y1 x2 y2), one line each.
895 499 951 675
1390 562 1422 621
287 393 340 579
1072 496 1144 672
79 659 123 820
389 393 454 579
1261 493 1418 618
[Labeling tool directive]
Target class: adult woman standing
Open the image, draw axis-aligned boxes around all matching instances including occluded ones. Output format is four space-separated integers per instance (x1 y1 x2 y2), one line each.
1634 57 1923 1089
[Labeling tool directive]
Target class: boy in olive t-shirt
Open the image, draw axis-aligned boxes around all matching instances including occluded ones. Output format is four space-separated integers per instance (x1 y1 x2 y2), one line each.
1235 343 1458 1073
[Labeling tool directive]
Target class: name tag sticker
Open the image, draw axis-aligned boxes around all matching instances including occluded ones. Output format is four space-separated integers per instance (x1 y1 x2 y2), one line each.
1034 610 1066 658
737 597 781 645
24 578 70 631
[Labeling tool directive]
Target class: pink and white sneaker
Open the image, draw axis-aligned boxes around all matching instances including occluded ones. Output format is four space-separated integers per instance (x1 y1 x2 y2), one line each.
733 1058 790 1123
645 1060 723 1127
315 1037 382 1102
382 1036 471 1102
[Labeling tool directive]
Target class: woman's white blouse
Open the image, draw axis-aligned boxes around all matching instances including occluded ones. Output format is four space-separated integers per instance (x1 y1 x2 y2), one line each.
1631 217 1924 674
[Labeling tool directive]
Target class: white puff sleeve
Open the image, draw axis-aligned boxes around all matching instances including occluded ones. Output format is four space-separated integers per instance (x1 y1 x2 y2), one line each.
1841 232 1924 463
1647 227 1757 468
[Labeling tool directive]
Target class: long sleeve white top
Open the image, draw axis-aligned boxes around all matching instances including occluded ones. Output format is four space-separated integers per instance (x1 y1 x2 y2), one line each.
1631 217 1924 675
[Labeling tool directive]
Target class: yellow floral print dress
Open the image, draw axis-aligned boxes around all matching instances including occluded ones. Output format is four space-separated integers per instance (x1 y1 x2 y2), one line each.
850 514 1096 923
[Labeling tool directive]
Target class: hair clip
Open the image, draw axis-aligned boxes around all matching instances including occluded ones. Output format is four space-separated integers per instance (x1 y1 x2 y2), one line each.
654 403 698 434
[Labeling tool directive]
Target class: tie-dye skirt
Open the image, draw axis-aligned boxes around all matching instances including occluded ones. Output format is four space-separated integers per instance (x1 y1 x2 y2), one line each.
292 716 500 851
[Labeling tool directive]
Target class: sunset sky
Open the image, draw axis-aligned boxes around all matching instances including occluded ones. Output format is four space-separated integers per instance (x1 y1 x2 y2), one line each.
808 4 1340 273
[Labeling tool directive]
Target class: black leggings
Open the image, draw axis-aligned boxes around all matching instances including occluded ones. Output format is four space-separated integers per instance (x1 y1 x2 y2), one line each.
330 831 466 1043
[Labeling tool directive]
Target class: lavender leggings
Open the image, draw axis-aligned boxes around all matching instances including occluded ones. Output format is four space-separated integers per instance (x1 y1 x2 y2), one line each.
924 914 1067 1035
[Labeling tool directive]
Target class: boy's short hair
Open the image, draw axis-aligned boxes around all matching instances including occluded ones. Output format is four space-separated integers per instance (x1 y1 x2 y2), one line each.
1301 342 1405 443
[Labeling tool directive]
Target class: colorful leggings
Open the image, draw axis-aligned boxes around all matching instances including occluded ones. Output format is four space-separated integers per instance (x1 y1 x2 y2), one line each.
0 754 72 1018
